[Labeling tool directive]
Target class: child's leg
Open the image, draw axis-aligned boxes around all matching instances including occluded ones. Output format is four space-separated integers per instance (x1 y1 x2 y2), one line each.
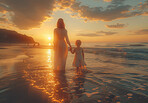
76 67 79 73
84 66 87 72
81 66 87 73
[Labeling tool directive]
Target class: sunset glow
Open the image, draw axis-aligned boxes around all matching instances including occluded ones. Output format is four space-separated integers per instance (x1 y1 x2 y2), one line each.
0 0 148 103
0 0 147 44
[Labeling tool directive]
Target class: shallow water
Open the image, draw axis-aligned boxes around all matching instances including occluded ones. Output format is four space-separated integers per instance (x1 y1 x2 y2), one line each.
0 43 148 103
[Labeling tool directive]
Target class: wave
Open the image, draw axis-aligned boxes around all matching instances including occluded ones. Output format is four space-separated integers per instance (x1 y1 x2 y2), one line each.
129 44 145 46
94 43 148 48
84 47 148 60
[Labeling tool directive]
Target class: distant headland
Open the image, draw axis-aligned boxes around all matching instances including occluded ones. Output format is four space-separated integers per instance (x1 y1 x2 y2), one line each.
0 29 35 44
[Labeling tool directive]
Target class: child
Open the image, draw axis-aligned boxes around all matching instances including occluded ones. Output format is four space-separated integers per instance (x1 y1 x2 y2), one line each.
70 40 86 73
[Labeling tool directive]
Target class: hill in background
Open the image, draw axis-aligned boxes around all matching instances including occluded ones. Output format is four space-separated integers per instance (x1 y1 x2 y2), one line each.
0 29 35 43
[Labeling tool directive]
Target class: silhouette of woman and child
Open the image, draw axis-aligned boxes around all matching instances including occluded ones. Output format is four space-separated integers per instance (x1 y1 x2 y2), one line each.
53 18 87 103
53 18 87 74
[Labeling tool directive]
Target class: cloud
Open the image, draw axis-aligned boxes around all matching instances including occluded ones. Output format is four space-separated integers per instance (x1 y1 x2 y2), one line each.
0 17 7 22
70 0 147 21
0 0 147 30
106 23 126 29
111 0 125 5
0 0 55 29
136 29 148 35
0 3 10 13
77 30 117 37
97 31 117 35
142 11 148 16
104 0 112 2
138 0 148 10
77 33 103 37
56 0 74 9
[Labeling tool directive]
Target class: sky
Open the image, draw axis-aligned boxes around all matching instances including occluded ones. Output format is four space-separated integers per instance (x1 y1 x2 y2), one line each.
0 0 148 44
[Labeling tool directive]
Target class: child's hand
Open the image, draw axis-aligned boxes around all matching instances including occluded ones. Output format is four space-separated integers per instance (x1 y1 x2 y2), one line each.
70 47 75 54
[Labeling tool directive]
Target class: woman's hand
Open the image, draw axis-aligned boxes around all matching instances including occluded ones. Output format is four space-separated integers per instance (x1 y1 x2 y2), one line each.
69 46 72 51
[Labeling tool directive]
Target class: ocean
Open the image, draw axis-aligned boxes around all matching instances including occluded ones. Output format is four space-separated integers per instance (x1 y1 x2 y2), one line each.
0 42 148 103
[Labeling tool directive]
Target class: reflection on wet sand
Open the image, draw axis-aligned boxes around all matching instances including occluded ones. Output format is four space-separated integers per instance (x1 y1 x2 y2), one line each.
72 72 86 99
1 45 148 103
53 72 70 103
23 49 71 103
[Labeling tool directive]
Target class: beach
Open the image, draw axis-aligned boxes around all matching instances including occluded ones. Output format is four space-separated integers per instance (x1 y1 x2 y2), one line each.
0 43 148 103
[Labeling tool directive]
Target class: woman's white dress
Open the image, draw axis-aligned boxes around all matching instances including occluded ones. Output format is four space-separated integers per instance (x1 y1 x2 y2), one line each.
73 48 86 67
53 28 70 71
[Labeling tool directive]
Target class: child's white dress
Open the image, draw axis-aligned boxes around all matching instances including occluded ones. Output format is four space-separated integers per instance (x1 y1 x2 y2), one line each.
73 47 86 67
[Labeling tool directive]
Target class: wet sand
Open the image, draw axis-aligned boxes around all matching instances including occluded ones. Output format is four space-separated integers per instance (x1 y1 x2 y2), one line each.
0 44 148 103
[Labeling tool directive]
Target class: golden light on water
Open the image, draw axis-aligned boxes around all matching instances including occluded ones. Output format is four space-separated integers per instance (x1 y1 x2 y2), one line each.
23 48 70 103
47 49 52 68
49 43 51 46
23 49 55 102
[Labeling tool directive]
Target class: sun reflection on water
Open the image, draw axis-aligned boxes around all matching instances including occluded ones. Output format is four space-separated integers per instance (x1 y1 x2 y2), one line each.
23 49 70 103
47 49 53 68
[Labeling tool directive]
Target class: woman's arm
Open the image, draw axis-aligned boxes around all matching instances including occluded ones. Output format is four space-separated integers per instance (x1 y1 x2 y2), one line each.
82 48 84 60
65 30 71 48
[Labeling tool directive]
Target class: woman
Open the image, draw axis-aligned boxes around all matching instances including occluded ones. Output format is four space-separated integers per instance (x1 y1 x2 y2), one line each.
53 18 72 72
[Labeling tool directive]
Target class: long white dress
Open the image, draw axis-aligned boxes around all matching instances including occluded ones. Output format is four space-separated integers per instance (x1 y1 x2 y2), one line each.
53 28 70 71
73 47 86 67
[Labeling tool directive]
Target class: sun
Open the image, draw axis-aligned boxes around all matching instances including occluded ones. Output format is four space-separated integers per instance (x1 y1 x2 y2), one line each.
47 36 52 46
48 37 51 40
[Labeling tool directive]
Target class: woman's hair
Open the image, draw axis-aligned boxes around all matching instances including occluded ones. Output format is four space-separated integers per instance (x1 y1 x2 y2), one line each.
57 18 65 28
75 40 81 46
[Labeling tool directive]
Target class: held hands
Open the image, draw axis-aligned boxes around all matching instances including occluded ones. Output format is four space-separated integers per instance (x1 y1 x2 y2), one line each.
69 46 72 51
70 46 75 54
